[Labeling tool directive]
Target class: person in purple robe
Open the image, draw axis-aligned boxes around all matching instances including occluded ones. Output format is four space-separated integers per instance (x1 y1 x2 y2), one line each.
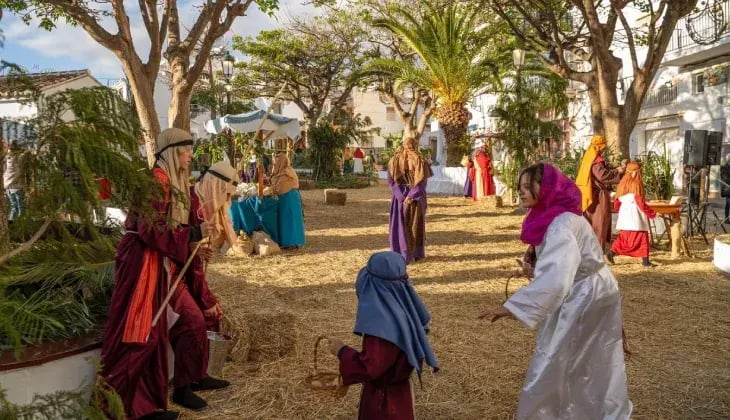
387 136 433 263
100 128 227 420
463 156 475 198
328 252 439 420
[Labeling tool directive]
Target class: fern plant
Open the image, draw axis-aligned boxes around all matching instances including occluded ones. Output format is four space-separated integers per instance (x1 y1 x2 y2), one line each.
0 86 159 356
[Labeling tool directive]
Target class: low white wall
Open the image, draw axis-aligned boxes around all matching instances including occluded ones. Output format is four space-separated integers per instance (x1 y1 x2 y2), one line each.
0 348 100 406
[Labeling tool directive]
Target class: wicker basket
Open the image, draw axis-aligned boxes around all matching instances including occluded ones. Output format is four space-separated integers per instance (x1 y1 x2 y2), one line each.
304 336 349 399
207 330 232 377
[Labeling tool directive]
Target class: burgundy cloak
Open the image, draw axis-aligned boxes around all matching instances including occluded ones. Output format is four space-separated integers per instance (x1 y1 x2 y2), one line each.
101 169 209 418
339 335 415 420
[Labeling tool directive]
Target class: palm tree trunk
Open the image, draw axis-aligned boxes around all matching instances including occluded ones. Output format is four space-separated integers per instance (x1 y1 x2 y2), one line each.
436 102 471 166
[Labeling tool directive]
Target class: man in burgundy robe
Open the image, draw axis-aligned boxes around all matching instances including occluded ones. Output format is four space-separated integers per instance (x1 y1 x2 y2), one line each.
328 252 439 420
101 129 226 420
576 135 625 250
584 155 624 249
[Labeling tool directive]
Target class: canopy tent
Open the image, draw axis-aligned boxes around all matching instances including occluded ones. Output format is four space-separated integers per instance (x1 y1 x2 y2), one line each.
204 109 301 140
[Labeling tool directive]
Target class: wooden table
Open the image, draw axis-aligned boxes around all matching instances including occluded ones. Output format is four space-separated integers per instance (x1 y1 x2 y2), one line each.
647 201 690 258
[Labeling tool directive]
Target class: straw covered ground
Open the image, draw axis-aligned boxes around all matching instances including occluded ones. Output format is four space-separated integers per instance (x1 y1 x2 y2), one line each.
182 183 730 419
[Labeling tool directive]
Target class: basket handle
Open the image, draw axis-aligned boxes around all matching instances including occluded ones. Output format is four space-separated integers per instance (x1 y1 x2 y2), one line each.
313 335 329 373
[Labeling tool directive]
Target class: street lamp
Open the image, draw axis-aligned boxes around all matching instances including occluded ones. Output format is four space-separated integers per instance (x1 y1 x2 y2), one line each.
220 52 235 115
222 52 235 81
512 48 525 69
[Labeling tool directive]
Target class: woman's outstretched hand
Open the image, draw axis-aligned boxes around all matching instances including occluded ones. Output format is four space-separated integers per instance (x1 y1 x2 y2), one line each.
477 305 514 323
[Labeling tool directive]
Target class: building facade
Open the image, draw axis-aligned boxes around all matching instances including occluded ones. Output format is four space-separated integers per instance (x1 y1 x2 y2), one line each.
630 2 730 196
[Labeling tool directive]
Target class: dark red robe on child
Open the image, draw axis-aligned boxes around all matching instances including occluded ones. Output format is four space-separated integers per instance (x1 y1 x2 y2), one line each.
339 335 415 420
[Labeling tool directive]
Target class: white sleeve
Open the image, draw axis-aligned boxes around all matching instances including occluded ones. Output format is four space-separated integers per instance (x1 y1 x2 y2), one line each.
503 226 581 329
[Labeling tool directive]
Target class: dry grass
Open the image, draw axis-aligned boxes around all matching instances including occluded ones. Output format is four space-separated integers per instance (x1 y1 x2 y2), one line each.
181 183 730 419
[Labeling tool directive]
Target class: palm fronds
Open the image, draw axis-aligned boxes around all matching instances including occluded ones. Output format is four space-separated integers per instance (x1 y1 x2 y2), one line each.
363 1 497 104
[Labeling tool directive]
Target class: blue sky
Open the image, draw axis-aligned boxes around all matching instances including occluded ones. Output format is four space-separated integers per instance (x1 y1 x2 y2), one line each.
1 1 315 85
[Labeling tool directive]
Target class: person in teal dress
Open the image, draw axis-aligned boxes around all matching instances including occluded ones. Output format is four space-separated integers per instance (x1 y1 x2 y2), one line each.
270 153 305 249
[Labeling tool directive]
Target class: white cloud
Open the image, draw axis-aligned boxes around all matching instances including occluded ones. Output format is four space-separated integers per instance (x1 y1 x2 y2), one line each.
2 0 316 80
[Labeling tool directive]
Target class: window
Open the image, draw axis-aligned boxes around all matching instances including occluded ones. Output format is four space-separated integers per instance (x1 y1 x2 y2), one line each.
386 106 396 121
693 73 705 94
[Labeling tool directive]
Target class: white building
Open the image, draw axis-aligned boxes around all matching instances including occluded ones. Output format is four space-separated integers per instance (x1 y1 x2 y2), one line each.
0 70 102 121
630 3 730 196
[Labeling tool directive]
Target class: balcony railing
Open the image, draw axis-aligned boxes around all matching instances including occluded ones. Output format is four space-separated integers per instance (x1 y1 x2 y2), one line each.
642 85 678 108
668 1 730 52
619 77 677 108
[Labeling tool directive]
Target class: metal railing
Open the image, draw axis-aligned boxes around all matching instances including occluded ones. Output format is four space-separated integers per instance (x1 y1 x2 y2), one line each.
619 76 678 107
667 1 730 52
642 85 678 108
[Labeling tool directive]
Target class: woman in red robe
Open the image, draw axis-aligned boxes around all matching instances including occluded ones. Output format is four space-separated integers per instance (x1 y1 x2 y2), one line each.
473 145 495 201
100 128 224 420
607 161 656 267
328 252 439 419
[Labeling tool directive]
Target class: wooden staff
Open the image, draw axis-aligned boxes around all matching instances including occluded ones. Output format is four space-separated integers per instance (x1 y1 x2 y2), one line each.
151 237 209 328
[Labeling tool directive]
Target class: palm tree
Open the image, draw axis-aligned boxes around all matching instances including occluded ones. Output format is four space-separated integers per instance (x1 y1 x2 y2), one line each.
362 1 497 166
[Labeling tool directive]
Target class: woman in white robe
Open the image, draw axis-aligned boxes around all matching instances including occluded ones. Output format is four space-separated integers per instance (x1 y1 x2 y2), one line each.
479 163 632 420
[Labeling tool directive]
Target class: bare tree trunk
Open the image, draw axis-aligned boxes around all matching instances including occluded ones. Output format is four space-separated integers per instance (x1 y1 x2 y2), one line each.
169 56 193 132
120 59 160 168
596 60 628 158
586 86 604 137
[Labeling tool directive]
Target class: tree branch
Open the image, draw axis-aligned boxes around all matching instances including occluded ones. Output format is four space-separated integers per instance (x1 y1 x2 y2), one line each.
613 1 639 74
0 218 52 266
41 0 121 51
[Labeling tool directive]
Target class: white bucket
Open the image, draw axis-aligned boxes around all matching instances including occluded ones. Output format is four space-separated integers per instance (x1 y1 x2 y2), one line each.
207 331 232 377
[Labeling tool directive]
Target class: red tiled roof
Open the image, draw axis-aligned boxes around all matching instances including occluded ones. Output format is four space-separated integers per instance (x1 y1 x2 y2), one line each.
0 69 95 97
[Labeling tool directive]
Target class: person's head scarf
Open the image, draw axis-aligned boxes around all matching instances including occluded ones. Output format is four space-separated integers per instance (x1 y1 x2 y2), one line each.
520 163 582 246
575 135 607 211
270 153 299 195
616 161 645 199
353 251 439 375
155 128 194 225
195 161 238 251
388 136 433 186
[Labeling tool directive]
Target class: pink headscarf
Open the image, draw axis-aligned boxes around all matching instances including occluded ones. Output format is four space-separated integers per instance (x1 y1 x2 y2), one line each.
520 163 582 246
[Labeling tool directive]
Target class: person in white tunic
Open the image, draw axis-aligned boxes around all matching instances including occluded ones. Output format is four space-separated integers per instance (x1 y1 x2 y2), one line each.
479 163 632 420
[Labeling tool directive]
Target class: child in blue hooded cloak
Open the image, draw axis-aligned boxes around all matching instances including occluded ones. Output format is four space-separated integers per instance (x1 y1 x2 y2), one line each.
327 251 439 420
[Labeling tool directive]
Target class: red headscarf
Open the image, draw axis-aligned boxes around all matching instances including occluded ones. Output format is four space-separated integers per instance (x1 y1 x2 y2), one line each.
520 164 582 246
616 161 645 199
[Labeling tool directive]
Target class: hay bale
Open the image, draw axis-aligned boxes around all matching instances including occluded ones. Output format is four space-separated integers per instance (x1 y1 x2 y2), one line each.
299 179 317 190
238 311 296 362
219 315 250 362
324 189 347 205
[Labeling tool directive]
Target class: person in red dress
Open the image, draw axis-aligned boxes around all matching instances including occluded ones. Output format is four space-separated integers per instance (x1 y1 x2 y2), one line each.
607 161 656 267
100 128 226 420
472 144 495 201
327 251 439 420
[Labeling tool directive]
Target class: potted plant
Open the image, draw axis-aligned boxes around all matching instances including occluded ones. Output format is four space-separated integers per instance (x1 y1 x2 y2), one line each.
703 65 729 86
638 146 675 201
0 86 155 417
